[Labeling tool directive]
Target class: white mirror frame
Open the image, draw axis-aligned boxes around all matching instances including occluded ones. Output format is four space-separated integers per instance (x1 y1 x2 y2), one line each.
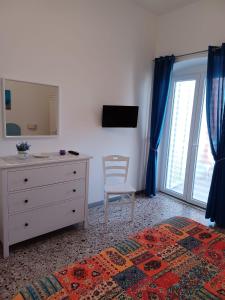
1 78 60 139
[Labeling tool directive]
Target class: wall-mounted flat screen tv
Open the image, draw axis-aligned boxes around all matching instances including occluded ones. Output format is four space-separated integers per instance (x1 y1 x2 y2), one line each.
102 105 139 128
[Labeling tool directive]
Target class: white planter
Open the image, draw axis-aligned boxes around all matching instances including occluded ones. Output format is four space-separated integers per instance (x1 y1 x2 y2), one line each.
18 151 29 160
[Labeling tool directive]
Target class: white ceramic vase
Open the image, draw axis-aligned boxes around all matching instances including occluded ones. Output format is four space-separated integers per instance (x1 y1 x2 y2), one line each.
18 151 29 159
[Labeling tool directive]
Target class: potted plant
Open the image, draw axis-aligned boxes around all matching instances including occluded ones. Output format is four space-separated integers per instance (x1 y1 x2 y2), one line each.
16 142 31 159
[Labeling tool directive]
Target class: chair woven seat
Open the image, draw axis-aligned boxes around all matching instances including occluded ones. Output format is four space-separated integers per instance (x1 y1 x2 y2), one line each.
104 183 135 194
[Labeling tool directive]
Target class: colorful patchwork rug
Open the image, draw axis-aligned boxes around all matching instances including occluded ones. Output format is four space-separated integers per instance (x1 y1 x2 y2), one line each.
13 217 225 299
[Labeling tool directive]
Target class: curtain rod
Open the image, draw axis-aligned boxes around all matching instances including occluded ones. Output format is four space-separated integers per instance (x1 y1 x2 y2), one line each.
153 49 208 61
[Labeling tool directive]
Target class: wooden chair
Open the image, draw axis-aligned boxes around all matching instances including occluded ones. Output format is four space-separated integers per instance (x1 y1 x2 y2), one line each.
103 155 136 223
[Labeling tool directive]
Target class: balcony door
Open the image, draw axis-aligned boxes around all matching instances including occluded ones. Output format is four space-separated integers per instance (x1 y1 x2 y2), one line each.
160 60 213 207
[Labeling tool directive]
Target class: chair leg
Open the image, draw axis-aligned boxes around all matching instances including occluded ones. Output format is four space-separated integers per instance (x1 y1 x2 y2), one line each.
104 193 109 223
131 192 135 221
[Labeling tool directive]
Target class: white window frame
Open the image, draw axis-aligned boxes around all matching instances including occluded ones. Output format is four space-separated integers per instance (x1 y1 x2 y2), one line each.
158 61 207 208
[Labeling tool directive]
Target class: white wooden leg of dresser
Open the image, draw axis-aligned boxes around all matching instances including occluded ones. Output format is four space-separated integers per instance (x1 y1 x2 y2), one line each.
3 243 9 258
84 219 88 229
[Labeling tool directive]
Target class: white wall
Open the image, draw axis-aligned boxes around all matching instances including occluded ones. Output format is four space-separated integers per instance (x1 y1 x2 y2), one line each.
156 0 225 57
0 0 156 203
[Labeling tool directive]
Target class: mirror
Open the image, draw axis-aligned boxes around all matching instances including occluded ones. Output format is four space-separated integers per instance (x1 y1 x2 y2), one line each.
2 79 59 137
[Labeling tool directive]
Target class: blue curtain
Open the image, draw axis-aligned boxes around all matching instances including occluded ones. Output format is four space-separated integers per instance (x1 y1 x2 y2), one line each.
206 44 225 227
146 55 175 197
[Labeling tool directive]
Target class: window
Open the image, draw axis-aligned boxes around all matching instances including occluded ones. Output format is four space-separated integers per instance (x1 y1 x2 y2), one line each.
160 58 213 207
166 80 195 194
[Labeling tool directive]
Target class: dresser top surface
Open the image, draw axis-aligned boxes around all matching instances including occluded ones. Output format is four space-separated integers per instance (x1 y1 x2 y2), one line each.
0 153 92 169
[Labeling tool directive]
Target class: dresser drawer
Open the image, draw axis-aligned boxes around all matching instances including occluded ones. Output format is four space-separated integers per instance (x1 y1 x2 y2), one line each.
8 179 85 214
7 162 86 192
9 199 85 245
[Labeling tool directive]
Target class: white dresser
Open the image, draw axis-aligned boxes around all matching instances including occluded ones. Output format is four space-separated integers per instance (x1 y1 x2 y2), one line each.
0 153 91 258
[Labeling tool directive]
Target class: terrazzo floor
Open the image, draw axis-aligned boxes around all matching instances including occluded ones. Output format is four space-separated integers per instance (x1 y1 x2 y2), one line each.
0 193 207 299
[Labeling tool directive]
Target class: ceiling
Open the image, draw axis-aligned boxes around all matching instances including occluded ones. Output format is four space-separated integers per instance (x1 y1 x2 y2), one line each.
133 0 200 15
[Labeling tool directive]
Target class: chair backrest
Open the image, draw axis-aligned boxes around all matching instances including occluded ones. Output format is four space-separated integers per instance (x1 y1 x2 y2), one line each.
103 155 130 184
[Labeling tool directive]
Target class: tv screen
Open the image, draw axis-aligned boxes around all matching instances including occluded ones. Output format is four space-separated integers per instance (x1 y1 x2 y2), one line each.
102 105 139 128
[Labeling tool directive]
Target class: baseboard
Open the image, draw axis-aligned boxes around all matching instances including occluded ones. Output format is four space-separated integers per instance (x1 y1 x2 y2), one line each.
88 196 120 208
136 190 145 195
88 200 103 208
88 190 144 208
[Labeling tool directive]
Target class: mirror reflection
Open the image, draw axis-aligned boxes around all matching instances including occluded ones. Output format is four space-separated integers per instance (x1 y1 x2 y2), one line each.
3 79 59 137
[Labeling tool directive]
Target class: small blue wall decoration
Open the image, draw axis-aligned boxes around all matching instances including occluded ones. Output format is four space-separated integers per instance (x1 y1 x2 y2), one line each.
5 89 11 110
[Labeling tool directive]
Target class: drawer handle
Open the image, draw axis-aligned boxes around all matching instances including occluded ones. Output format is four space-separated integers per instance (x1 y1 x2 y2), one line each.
73 171 77 175
24 178 28 183
73 189 76 193
24 199 29 204
24 223 29 227
72 209 76 213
